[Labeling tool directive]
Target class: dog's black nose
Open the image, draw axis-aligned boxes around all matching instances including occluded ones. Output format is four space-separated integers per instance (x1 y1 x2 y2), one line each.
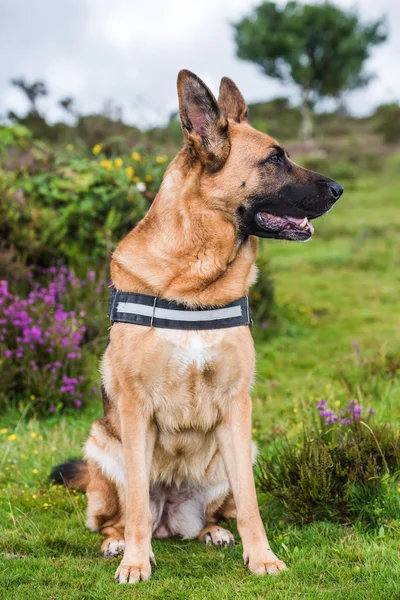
329 182 344 200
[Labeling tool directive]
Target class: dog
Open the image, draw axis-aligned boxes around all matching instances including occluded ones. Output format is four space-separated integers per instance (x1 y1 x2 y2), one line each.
51 70 343 584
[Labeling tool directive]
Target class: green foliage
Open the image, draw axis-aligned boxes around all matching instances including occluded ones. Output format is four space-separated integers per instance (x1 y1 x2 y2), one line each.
249 256 275 327
234 1 387 107
0 128 166 267
257 415 400 526
373 103 400 143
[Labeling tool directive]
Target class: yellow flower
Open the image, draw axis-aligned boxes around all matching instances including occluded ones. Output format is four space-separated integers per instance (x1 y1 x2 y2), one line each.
145 174 152 183
34 449 38 455
92 143 102 155
293 408 298 413
114 157 123 169
51 447 57 452
32 469 38 474
125 166 134 179
335 400 341 407
7 434 16 441
0 428 8 434
0 360 3 365
132 151 141 161
156 155 168 164
43 503 49 507
133 176 140 183
30 395 36 400
32 495 37 499
66 144 74 151
30 432 37 439
100 159 113 171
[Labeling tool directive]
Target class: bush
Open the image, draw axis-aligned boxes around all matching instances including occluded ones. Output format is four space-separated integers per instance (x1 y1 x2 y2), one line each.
0 267 108 416
249 255 275 327
0 127 168 268
257 398 400 527
373 103 400 144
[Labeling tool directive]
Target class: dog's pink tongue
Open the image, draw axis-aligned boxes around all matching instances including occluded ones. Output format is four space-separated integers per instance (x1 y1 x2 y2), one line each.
287 216 304 225
287 216 315 234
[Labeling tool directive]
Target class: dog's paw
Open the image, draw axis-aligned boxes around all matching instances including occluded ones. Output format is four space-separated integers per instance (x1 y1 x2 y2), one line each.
102 538 125 558
244 548 287 576
199 525 235 547
114 553 155 584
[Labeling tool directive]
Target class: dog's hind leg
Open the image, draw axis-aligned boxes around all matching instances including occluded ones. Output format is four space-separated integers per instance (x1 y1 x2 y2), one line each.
86 459 126 558
198 488 235 547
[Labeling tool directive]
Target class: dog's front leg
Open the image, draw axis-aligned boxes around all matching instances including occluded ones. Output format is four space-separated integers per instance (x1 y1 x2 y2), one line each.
114 390 156 584
217 394 287 576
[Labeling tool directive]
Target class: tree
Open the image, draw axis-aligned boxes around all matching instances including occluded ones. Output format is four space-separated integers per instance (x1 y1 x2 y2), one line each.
10 78 48 114
234 1 387 139
59 96 77 118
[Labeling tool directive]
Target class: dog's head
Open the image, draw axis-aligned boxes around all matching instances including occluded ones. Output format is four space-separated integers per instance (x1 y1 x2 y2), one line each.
177 70 343 242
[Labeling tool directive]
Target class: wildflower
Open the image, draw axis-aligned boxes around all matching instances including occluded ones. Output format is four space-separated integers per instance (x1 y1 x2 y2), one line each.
0 428 8 434
317 399 327 410
32 469 38 474
136 181 146 193
341 419 351 426
30 432 37 439
49 405 55 413
100 159 113 171
7 434 17 441
114 157 123 168
145 174 152 183
132 151 141 161
30 395 36 401
4 349 12 358
92 143 102 155
125 166 134 179
66 144 74 151
261 322 268 329
156 155 168 164
368 408 375 415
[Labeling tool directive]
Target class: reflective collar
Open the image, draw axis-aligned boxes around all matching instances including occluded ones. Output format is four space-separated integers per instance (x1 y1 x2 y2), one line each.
108 287 251 330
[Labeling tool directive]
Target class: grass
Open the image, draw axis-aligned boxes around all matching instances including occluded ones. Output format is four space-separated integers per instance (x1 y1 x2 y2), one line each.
2 154 400 598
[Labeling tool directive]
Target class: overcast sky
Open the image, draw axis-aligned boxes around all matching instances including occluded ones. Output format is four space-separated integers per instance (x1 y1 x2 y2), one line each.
0 0 399 127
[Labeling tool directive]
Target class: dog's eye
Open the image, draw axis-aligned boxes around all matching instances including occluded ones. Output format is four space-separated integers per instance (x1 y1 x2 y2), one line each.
268 153 282 164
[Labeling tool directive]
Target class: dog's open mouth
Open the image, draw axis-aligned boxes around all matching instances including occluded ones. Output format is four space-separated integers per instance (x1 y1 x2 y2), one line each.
255 212 315 241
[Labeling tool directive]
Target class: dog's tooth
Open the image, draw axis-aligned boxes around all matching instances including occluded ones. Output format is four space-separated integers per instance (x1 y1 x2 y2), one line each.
299 218 308 228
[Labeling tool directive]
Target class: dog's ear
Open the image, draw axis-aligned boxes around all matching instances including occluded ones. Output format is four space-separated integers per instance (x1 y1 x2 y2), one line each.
218 77 248 124
177 70 230 172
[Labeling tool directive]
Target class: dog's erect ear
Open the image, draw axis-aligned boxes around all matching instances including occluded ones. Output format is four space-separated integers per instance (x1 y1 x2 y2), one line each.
177 70 230 172
218 77 248 124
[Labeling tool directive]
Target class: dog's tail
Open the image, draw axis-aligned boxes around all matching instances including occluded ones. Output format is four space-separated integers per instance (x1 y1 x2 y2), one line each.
49 458 89 491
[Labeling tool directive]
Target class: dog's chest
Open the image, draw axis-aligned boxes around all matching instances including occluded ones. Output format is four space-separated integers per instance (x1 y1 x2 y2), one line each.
139 329 247 433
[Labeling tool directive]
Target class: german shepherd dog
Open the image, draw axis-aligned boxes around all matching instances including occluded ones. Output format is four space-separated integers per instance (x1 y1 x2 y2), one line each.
51 71 343 584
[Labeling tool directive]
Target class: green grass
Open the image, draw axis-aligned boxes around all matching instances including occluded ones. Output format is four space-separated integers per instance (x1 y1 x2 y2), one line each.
2 155 400 598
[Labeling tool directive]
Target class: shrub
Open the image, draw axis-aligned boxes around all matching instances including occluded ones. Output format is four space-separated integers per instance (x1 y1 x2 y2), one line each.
0 267 108 415
249 255 275 327
257 399 400 527
373 103 400 144
0 127 168 268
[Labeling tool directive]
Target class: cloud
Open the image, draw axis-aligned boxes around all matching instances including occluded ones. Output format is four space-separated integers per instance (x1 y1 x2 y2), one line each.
0 0 398 127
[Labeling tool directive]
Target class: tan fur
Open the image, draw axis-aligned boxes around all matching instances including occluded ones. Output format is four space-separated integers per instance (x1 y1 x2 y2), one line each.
83 71 291 584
